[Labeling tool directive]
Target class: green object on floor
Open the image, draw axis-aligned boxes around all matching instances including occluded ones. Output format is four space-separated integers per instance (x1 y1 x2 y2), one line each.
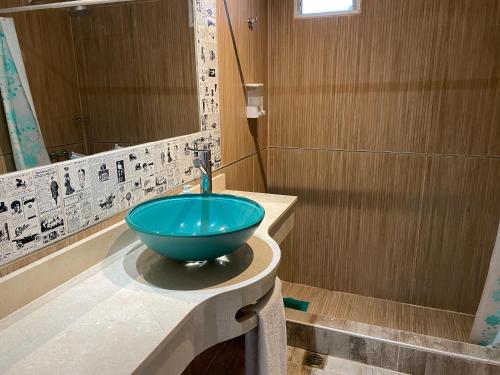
283 297 309 312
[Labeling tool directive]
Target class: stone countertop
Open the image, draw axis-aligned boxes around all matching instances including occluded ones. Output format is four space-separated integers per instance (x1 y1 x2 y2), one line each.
0 189 297 375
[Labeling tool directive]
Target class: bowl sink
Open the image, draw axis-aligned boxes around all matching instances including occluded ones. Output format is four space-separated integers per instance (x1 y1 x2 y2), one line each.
125 193 265 261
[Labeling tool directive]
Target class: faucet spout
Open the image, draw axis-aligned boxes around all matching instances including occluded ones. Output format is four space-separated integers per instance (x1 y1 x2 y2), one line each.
190 147 212 194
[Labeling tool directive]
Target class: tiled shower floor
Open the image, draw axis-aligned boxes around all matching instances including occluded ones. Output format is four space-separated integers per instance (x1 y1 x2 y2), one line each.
281 281 474 343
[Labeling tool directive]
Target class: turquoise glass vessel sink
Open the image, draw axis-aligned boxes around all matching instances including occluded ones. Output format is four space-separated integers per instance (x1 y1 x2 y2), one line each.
126 194 265 261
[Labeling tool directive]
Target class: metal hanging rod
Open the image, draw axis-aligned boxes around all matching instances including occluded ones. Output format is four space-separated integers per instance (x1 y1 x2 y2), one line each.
0 0 135 14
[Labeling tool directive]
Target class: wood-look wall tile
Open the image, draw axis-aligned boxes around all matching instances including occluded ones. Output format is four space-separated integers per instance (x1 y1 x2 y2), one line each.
412 156 500 313
219 153 254 191
0 103 12 156
268 0 500 156
217 0 267 166
71 0 199 145
268 0 500 315
269 88 500 156
253 149 267 193
0 154 15 175
215 149 267 193
0 0 22 9
272 148 500 314
72 4 142 144
133 0 199 142
271 148 425 303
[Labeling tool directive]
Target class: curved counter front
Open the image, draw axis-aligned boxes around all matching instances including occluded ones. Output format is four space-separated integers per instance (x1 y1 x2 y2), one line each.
0 189 297 375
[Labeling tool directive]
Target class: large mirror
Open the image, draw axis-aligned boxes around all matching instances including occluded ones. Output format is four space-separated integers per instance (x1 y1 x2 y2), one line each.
0 0 201 173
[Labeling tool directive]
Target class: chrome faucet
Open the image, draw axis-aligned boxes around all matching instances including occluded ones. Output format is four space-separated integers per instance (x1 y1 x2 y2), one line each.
190 146 212 194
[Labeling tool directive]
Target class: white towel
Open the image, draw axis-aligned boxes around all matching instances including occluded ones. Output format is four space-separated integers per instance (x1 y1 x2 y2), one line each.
245 277 287 375
470 222 500 347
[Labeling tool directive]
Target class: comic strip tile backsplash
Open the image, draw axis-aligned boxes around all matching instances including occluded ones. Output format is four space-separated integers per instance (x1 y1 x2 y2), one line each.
0 0 221 266
0 131 221 266
196 9 219 119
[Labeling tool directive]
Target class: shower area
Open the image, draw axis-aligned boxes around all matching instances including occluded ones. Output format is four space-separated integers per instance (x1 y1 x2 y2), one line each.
0 0 199 173
263 0 500 361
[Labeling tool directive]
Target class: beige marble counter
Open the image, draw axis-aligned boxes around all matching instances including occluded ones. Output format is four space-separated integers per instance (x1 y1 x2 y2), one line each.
0 180 297 374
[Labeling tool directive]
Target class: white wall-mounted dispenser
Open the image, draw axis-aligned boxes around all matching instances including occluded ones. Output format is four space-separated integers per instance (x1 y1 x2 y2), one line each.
245 83 265 119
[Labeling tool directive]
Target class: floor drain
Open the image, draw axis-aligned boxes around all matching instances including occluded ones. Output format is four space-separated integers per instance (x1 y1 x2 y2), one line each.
302 351 326 369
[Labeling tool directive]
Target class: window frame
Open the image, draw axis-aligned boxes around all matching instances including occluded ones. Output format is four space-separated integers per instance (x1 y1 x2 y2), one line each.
295 0 361 18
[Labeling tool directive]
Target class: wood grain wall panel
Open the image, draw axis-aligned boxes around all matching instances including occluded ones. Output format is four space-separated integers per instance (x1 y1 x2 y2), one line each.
0 102 12 156
230 0 267 85
270 147 500 313
271 148 425 303
412 156 500 313
71 0 199 146
268 0 500 156
133 0 198 141
0 8 84 155
268 88 500 156
220 153 255 191
268 0 500 314
0 154 15 175
217 0 267 166
71 4 142 144
216 149 268 193
0 0 22 9
12 9 84 148
253 148 268 193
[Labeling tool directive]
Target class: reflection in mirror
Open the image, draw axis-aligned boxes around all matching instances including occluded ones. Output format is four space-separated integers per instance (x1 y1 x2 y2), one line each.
0 0 199 173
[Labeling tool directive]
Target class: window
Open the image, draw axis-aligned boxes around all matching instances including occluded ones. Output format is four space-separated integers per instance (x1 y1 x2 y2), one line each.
296 0 360 18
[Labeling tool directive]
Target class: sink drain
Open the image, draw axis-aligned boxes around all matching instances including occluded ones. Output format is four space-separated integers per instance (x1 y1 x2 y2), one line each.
302 351 326 369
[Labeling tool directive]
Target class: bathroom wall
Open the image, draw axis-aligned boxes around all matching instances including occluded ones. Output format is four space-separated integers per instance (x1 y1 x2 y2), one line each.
0 7 85 172
216 0 268 192
268 0 500 314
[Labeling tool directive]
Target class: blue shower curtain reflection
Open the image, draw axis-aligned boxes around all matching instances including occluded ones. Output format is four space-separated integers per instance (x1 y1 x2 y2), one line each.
0 17 50 170
471 224 500 348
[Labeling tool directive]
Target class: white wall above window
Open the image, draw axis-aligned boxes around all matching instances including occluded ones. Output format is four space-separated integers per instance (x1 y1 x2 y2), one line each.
296 0 361 18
